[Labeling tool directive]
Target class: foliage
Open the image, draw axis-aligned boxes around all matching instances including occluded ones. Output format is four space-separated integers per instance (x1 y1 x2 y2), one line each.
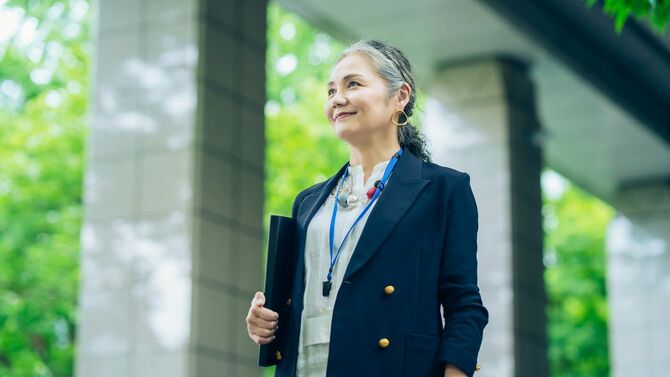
0 0 90 376
542 172 614 377
264 1 349 222
584 0 670 33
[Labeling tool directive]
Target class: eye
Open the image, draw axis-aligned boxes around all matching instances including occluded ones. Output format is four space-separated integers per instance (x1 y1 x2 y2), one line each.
348 81 359 87
328 88 335 96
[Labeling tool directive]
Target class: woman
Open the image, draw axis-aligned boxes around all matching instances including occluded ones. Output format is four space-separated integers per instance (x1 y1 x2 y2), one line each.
246 39 488 377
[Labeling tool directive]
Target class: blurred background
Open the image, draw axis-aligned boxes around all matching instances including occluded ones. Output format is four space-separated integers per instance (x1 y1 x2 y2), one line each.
0 0 669 376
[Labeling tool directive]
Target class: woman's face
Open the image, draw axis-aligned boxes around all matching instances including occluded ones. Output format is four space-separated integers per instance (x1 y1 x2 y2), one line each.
324 53 399 145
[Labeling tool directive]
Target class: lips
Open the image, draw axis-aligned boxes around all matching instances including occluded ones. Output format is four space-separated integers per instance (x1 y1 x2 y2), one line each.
335 112 356 121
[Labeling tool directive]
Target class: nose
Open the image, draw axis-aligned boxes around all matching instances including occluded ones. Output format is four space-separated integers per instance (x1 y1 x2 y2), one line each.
331 91 347 107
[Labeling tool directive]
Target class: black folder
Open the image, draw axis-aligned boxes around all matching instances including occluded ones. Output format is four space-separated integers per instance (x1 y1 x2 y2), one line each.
258 215 298 366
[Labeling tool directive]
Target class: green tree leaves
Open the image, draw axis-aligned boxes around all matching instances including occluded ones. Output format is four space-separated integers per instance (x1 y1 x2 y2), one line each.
584 0 670 33
0 1 88 375
264 1 348 223
543 171 614 377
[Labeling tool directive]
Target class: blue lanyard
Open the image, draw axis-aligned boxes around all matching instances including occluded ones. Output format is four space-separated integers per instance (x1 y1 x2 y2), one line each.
323 147 403 297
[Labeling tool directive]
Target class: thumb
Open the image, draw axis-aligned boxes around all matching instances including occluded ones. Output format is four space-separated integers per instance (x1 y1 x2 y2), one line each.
255 291 265 307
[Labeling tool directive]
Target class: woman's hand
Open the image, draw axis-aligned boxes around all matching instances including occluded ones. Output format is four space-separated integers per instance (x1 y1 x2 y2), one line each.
246 291 279 345
444 363 468 377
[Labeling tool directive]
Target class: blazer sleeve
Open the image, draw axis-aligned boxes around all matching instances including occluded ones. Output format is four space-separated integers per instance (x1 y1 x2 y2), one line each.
436 172 489 377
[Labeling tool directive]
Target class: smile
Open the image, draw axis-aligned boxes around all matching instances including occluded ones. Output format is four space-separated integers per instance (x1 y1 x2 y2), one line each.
335 112 357 121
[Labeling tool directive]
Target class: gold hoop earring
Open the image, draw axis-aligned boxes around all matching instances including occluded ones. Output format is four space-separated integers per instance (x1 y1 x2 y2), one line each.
391 109 409 126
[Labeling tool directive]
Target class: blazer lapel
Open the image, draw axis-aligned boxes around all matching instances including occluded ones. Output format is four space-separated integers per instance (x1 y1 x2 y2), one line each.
293 151 431 297
293 162 347 301
343 151 430 281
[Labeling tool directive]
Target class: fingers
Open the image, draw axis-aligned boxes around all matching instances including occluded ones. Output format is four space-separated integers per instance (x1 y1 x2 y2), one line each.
251 333 276 345
248 313 279 333
251 306 279 322
246 305 278 329
249 315 278 329
246 292 280 345
247 318 278 345
250 323 278 338
250 292 279 321
247 312 279 329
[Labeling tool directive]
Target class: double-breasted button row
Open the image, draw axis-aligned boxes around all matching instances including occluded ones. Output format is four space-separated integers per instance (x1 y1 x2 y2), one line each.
377 284 478 371
377 285 395 349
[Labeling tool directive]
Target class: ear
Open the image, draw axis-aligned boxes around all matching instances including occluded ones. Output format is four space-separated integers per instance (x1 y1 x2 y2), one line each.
396 82 412 109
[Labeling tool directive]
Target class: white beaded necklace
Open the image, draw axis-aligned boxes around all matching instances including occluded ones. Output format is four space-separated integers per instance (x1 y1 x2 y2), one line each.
329 159 391 208
329 173 373 209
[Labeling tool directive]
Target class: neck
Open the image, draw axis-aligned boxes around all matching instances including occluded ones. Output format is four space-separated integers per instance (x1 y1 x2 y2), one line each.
348 139 402 183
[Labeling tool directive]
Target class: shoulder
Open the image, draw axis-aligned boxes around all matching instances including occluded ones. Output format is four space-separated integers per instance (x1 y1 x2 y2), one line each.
419 159 476 214
421 159 471 186
422 163 478 228
291 180 327 218
295 181 324 202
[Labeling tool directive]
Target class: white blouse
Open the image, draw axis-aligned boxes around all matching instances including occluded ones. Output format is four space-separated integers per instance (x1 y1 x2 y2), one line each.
296 158 393 377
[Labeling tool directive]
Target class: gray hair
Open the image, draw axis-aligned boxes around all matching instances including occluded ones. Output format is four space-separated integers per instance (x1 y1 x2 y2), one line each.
336 39 431 162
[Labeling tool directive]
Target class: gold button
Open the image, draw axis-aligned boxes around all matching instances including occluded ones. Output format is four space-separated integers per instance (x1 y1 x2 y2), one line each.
286 297 292 306
378 338 390 348
384 285 395 295
475 363 481 371
275 350 282 360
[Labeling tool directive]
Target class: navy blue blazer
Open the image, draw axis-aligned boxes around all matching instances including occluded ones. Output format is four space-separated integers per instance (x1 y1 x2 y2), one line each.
274 149 488 377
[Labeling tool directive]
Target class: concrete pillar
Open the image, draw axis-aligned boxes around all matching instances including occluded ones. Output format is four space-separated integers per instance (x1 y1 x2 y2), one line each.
423 57 548 377
607 182 670 377
75 0 267 376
